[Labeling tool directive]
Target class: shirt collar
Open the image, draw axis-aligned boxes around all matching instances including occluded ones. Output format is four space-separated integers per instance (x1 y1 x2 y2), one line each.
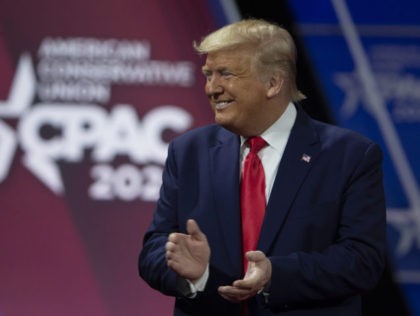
241 102 297 151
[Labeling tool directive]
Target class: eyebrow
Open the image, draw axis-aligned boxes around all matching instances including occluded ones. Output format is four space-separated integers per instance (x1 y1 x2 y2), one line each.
201 66 228 74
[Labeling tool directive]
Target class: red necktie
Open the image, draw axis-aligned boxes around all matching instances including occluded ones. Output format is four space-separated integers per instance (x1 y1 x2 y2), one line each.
241 136 267 273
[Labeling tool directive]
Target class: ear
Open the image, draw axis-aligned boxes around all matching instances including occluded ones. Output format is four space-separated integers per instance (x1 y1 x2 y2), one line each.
266 73 284 98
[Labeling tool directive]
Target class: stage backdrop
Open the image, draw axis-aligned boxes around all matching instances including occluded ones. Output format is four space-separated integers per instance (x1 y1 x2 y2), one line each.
288 0 420 314
0 0 239 315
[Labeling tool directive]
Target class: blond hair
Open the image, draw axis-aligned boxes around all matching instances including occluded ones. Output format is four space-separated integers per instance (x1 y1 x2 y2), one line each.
194 19 306 101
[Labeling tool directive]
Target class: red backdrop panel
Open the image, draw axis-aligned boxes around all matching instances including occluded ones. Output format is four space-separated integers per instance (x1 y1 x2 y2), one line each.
0 1 217 315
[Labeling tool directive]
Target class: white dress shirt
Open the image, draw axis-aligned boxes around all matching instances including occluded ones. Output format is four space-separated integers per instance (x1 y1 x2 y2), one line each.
240 102 297 202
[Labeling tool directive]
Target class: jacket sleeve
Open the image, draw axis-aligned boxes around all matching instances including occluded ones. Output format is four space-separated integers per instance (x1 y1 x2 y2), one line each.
138 141 181 296
138 138 242 315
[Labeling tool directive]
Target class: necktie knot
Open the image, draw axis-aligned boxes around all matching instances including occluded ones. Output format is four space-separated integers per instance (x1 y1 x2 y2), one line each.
247 136 267 154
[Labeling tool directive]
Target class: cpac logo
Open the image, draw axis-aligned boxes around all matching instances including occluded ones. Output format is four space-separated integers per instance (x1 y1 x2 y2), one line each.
0 54 193 197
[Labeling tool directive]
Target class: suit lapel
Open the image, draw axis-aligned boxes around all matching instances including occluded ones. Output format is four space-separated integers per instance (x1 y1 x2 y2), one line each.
209 128 243 272
258 106 321 254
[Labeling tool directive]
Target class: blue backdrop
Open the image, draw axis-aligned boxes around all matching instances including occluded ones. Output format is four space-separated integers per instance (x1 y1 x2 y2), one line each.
288 0 420 314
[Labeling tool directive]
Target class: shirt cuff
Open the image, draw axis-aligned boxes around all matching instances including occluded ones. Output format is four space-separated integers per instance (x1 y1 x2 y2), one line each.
260 279 271 304
186 263 209 296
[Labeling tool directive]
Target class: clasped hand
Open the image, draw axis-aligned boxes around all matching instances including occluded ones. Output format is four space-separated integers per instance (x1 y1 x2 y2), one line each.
218 251 272 303
165 219 210 281
165 219 272 302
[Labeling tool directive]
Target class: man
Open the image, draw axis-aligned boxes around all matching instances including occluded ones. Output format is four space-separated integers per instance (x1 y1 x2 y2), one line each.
138 19 386 316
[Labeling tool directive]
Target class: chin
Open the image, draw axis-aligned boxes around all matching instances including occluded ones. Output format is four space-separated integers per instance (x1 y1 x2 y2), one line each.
215 116 229 128
216 120 240 135
214 112 242 133
215 113 228 125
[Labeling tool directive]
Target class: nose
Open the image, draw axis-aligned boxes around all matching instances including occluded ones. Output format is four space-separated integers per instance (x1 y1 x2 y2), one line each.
205 75 223 98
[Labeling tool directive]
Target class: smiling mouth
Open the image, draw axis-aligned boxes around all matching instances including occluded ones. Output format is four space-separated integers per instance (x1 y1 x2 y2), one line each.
215 101 233 110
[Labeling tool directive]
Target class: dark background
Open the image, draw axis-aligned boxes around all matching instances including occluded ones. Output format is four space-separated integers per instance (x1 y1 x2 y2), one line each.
234 1 411 315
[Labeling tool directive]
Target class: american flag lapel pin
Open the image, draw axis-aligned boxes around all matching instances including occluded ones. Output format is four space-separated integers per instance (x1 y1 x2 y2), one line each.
301 153 311 163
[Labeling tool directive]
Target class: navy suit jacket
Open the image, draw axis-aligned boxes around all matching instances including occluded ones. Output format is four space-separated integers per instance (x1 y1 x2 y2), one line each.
139 105 386 316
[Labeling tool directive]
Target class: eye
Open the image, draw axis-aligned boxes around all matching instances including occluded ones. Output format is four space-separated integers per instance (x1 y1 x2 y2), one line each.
202 70 212 81
220 70 233 78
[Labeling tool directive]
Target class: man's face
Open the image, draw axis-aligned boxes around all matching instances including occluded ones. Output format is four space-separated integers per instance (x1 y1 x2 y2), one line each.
202 47 271 136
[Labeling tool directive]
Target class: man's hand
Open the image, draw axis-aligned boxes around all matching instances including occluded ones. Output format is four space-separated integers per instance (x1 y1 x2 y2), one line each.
165 219 210 281
218 251 271 303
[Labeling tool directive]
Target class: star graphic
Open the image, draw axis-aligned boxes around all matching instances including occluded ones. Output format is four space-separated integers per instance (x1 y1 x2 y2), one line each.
388 208 420 257
333 72 363 118
0 54 36 182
